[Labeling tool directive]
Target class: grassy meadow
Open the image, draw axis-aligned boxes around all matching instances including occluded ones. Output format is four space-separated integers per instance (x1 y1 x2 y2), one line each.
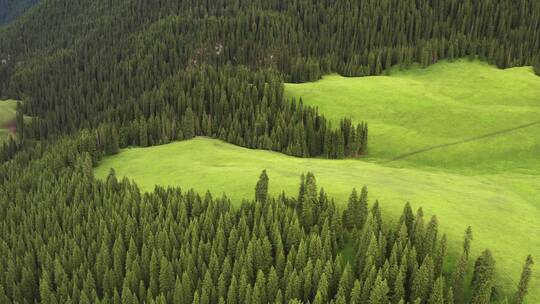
0 99 19 140
95 60 540 302
286 59 540 174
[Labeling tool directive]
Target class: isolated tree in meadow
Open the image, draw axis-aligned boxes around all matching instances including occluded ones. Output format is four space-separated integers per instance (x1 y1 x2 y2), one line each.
513 254 534 304
255 169 269 203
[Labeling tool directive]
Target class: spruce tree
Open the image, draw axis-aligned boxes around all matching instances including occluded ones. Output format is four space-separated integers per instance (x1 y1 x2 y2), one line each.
369 274 390 304
453 227 473 304
513 255 534 304
470 249 496 304
255 169 269 203
182 107 195 139
428 277 444 304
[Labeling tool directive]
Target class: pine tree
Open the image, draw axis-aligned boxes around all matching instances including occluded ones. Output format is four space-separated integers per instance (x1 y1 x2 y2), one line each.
182 107 195 139
159 257 174 297
392 266 405 304
350 280 362 304
513 255 534 304
301 172 317 230
39 270 57 304
255 169 269 203
453 227 473 304
470 249 496 304
411 256 434 303
428 277 444 304
369 274 390 304
358 185 368 228
446 287 454 304
343 188 358 229
227 275 238 304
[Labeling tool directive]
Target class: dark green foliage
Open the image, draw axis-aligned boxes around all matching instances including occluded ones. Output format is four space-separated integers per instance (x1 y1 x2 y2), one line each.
513 255 534 304
428 277 444 304
255 169 269 203
343 185 369 230
453 226 473 303
470 249 496 304
534 62 540 76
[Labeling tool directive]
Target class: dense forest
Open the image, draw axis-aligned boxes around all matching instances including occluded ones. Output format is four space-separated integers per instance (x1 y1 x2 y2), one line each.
0 129 533 303
0 0 38 25
1 0 540 158
0 0 539 303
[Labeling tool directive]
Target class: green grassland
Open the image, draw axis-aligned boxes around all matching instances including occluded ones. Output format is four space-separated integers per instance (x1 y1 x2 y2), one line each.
95 138 540 302
95 60 540 302
286 59 540 174
0 99 19 140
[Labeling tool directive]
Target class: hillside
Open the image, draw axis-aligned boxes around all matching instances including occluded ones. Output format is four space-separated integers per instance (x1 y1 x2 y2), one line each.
95 137 540 302
286 59 540 174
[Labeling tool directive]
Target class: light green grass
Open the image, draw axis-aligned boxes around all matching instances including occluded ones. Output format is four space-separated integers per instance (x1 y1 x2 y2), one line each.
95 137 540 303
0 99 19 141
0 99 18 125
285 59 540 174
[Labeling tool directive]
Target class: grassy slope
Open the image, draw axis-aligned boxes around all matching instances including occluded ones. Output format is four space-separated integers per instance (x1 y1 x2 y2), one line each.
285 59 540 174
95 60 540 302
0 99 18 140
95 138 540 302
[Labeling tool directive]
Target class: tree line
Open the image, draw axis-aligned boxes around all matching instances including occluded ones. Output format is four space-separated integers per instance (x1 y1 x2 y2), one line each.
0 0 539 159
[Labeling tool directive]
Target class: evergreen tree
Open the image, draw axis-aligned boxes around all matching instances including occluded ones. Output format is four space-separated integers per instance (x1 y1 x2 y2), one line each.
428 277 444 304
513 255 534 304
255 169 269 203
369 274 390 304
453 227 473 304
470 250 496 304
182 107 195 139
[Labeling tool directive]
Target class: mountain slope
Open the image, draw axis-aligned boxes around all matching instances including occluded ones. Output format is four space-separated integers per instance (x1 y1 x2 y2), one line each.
95 137 540 302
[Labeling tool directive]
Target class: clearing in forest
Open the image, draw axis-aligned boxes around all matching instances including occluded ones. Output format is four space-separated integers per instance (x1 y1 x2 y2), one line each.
0 99 19 140
96 60 540 302
286 59 540 174
95 138 540 303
